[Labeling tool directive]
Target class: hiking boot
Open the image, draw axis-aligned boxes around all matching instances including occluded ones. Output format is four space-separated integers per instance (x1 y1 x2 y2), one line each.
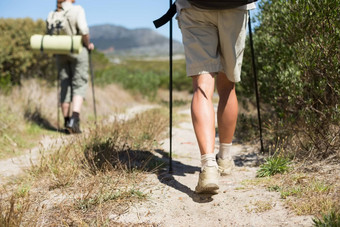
217 155 235 176
66 116 81 134
195 166 219 194
62 117 71 134
64 117 70 128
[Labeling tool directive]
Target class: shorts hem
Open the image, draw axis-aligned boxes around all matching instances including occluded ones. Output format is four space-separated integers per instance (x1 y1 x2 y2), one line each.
187 63 220 77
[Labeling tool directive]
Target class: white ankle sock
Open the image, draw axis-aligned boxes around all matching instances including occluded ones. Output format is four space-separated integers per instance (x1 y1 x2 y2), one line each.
217 143 232 159
201 153 217 170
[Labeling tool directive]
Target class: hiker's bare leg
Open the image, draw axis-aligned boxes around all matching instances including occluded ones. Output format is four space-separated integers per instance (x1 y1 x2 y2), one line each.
216 72 238 144
61 95 83 117
72 95 83 113
191 73 216 155
61 102 71 117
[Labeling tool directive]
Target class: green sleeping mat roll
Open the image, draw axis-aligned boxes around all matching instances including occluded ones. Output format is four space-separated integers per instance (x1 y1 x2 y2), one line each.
30 34 83 54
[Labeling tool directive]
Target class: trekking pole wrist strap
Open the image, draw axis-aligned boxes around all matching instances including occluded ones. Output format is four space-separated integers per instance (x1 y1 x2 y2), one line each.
153 3 177 29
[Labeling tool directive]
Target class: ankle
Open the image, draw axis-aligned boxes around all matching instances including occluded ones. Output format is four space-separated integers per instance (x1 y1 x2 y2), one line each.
201 153 218 170
71 111 80 119
64 116 70 127
217 143 232 159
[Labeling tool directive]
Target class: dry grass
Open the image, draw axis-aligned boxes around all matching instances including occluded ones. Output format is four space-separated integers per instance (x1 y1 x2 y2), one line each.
246 124 340 220
279 167 340 217
0 107 168 226
0 78 168 225
246 164 340 218
245 199 274 213
0 80 57 159
0 79 141 160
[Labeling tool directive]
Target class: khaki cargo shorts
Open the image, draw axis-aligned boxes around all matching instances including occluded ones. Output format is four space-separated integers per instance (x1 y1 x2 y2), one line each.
57 49 89 103
177 7 248 82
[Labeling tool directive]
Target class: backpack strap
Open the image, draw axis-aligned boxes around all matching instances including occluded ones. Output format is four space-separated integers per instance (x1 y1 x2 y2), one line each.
40 35 45 53
63 9 75 35
153 3 177 29
70 35 74 53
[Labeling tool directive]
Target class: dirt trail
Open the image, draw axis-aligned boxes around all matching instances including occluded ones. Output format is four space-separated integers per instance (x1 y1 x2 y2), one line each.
0 136 65 184
0 104 314 226
114 108 314 227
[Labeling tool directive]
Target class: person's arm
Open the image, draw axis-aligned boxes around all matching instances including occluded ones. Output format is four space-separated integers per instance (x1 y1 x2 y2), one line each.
82 34 94 50
77 6 94 50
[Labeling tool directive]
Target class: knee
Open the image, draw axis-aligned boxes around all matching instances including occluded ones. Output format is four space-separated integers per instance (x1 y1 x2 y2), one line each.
192 75 215 99
217 73 236 96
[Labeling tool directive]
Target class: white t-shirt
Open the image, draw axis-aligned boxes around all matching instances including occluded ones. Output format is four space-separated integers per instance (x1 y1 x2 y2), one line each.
47 1 89 35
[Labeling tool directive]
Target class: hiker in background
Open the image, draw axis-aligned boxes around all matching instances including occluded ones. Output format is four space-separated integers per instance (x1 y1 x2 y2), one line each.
175 0 256 193
47 0 94 134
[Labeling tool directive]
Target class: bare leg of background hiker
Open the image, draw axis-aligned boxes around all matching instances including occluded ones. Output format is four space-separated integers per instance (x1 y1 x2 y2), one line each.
61 102 71 129
61 95 83 134
71 95 84 113
61 103 71 118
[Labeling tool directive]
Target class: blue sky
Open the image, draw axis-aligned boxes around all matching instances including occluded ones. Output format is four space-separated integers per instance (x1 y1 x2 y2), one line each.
0 0 183 41
0 0 260 43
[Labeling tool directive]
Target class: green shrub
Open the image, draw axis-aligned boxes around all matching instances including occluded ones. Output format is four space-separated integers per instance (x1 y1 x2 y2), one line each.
240 0 340 160
0 18 56 88
94 59 189 99
257 155 291 177
313 210 340 227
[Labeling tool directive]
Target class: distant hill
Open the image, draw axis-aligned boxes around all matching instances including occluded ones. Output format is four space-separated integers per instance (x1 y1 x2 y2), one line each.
89 24 184 57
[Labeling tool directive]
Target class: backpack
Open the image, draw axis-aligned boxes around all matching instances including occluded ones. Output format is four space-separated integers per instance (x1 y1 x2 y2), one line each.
187 0 257 10
153 0 257 28
46 9 73 35
30 8 82 54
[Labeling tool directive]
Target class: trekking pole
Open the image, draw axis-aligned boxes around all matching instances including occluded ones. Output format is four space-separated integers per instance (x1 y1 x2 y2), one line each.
168 0 174 173
152 1 176 173
88 50 97 124
248 11 264 153
57 69 60 132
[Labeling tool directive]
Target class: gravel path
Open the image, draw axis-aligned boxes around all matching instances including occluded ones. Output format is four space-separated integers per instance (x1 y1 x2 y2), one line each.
0 104 314 226
114 108 314 227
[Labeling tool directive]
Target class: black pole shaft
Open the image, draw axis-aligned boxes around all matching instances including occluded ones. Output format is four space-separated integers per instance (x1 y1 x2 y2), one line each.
248 11 264 153
57 70 60 132
89 50 97 124
169 0 173 173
